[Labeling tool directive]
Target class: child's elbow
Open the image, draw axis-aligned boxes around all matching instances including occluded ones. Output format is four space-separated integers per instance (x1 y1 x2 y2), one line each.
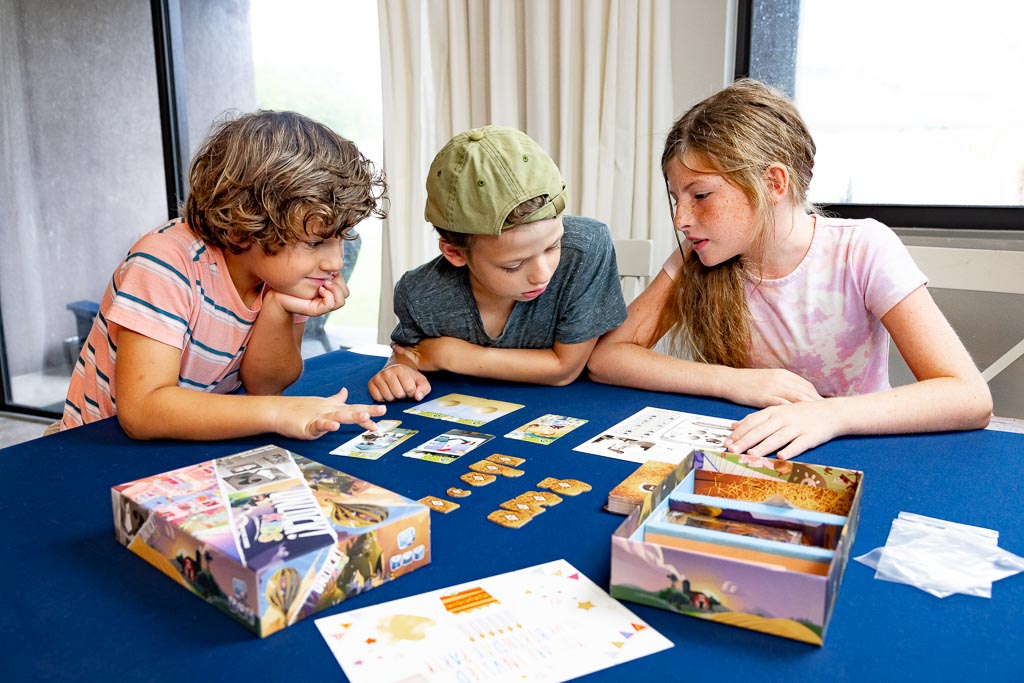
954 377 993 431
547 362 587 387
966 387 994 430
117 409 158 440
585 347 614 385
549 373 578 387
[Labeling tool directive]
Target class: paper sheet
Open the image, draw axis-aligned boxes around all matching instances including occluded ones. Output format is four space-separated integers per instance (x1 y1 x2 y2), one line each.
316 558 673 682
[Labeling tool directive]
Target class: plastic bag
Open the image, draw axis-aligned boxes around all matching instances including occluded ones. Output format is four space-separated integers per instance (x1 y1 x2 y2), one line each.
854 512 1024 598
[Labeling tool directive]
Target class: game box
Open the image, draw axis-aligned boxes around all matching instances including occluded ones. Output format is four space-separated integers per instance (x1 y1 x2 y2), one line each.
610 450 862 645
112 444 430 637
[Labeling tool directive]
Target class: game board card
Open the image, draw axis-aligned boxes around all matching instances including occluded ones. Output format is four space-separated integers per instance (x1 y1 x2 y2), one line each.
574 407 734 463
505 414 588 445
417 429 493 456
315 558 673 682
331 428 418 460
404 393 524 427
403 429 493 464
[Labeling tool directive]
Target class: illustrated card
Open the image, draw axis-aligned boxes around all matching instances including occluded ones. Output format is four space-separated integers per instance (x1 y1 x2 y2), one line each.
315 558 673 682
505 414 588 445
404 393 524 427
403 429 494 464
330 428 418 460
574 406 733 463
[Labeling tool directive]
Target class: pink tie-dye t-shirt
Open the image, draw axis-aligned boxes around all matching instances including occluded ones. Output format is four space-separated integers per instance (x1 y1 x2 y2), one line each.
662 216 927 397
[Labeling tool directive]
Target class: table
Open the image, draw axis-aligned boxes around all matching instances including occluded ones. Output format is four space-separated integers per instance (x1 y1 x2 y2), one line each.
3 351 1022 681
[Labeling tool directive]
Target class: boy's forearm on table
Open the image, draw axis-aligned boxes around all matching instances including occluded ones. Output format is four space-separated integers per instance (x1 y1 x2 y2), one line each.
445 345 584 385
119 388 284 440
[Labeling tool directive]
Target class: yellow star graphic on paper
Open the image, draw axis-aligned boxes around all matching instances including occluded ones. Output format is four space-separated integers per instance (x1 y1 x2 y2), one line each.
611 641 625 648
577 600 595 611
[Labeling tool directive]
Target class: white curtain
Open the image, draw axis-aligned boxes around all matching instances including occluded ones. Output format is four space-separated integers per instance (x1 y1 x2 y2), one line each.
376 0 675 341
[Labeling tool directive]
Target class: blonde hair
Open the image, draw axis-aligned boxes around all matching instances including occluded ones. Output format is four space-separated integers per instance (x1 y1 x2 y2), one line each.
659 79 816 367
185 110 387 254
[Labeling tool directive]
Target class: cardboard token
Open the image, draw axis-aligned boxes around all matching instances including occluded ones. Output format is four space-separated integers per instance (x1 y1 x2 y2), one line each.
500 498 545 515
460 472 497 487
487 453 526 467
446 487 472 498
486 509 533 528
468 460 524 478
516 490 563 507
418 495 460 514
537 478 592 496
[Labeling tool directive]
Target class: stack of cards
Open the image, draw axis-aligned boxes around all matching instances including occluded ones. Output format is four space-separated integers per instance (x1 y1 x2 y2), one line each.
606 460 676 515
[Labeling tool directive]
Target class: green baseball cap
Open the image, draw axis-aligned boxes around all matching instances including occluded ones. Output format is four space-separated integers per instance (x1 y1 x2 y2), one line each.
424 125 567 235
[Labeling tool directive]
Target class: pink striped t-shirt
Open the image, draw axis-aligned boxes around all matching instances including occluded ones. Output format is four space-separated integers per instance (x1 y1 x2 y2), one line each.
662 216 927 397
62 219 264 429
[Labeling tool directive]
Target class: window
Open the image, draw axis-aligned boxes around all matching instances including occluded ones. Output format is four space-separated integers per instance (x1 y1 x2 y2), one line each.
178 0 384 353
0 0 384 419
0 0 168 417
738 0 1024 229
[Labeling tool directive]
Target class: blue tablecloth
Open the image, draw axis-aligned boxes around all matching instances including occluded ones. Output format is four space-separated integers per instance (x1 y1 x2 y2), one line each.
3 350 1021 681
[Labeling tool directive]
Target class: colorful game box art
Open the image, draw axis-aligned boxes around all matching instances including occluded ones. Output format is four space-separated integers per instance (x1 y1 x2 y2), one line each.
112 445 431 637
610 450 863 645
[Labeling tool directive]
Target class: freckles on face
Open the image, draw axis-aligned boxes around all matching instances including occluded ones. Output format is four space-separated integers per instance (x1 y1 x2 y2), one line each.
665 154 758 265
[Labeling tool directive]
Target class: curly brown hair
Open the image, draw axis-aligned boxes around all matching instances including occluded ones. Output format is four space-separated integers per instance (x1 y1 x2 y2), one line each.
184 110 388 254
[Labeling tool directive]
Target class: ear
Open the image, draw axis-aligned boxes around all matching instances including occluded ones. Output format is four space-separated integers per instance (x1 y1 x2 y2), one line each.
438 238 468 267
763 164 791 204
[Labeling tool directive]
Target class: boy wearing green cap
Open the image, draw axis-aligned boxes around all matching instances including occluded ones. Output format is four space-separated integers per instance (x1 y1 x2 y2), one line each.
368 125 627 402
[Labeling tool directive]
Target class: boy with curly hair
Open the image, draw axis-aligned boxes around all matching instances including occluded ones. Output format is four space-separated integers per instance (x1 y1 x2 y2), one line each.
60 110 387 440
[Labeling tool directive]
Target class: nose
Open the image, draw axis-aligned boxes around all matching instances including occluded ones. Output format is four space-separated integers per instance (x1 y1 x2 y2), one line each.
321 239 343 275
672 200 691 233
527 256 553 285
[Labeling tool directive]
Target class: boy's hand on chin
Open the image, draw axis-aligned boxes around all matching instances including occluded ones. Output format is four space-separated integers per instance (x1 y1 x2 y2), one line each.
271 280 350 317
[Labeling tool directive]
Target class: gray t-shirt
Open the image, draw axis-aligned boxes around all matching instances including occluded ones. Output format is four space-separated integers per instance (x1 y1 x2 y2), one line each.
391 215 627 348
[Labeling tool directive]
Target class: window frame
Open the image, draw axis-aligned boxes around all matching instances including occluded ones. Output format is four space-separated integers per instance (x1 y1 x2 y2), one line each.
0 0 185 420
735 0 1023 231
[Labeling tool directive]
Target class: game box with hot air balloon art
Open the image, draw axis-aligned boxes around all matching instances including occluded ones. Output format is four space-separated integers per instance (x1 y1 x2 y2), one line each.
112 444 431 637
